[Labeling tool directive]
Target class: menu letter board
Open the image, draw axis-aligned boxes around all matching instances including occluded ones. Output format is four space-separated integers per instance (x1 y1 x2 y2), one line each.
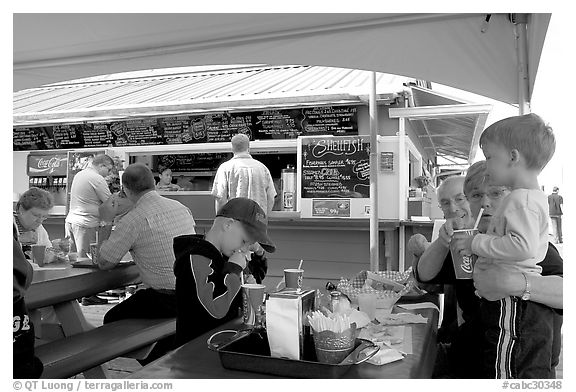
300 136 370 199
155 153 230 173
13 105 359 151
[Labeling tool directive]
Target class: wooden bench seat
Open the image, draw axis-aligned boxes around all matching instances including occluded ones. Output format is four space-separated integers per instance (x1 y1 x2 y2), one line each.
35 318 176 379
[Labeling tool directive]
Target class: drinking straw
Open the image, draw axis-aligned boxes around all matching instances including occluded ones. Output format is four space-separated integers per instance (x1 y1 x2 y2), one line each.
473 208 484 230
298 259 303 270
275 279 284 290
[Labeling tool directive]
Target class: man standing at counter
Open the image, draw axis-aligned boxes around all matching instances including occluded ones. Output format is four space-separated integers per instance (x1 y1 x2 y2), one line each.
94 163 196 363
65 154 114 259
211 133 277 215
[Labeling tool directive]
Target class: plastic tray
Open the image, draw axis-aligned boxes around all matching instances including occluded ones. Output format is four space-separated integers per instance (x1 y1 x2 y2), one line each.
207 329 378 378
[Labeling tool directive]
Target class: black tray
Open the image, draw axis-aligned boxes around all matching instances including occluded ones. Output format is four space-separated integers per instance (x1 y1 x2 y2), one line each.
207 329 378 378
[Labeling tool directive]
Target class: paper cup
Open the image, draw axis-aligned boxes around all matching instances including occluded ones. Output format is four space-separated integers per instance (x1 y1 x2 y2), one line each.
68 252 78 263
89 243 99 265
357 293 377 320
31 244 46 266
241 283 266 326
284 269 304 289
450 229 478 279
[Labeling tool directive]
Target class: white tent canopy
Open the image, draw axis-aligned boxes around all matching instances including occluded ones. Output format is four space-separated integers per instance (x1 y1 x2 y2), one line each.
14 13 550 105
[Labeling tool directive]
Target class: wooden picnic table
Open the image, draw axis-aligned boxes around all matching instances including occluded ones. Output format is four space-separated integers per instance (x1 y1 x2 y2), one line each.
129 301 438 379
26 261 140 377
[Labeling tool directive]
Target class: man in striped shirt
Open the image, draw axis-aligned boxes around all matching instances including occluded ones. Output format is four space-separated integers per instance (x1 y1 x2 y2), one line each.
94 163 196 363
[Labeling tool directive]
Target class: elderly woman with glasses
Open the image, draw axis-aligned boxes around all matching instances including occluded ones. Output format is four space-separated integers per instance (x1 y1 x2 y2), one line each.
14 187 53 253
410 161 563 378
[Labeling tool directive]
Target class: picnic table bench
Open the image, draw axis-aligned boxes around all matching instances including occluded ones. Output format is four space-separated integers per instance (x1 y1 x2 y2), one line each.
36 317 176 379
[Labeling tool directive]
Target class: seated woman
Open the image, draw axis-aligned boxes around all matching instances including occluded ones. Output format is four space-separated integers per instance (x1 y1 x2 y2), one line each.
413 161 563 378
156 167 182 191
14 187 65 340
14 187 54 260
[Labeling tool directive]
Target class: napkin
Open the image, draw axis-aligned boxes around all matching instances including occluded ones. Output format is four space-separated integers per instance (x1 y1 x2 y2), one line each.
366 347 404 365
375 312 429 325
397 302 439 312
265 295 302 360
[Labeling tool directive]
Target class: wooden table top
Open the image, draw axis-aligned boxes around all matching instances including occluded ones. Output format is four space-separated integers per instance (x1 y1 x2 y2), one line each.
129 306 438 379
26 262 141 309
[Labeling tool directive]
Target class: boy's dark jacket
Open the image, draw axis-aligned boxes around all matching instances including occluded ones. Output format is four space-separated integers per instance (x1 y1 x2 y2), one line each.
13 226 43 378
173 234 267 346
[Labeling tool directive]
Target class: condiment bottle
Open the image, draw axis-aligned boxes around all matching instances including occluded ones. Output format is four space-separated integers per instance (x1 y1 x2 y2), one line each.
330 291 341 313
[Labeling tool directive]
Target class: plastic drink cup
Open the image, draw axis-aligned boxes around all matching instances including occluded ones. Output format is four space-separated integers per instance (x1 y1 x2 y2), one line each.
89 243 99 265
450 229 478 279
357 292 377 320
241 284 266 326
31 244 46 266
284 269 304 289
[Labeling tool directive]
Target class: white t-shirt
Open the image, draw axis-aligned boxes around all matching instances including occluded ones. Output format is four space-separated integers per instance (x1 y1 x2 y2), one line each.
65 166 111 228
471 189 548 275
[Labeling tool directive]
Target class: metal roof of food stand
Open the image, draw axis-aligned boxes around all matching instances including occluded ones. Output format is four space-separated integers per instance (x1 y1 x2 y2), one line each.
13 64 488 163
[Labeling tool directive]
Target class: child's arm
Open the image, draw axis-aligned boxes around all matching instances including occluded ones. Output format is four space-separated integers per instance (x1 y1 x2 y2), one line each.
472 206 541 261
191 254 242 319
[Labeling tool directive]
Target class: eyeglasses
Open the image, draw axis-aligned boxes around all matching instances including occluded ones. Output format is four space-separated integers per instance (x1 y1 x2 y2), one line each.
467 189 508 202
438 194 468 210
29 211 49 221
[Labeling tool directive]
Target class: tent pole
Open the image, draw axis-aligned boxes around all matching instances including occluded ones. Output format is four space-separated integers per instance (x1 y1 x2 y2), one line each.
515 13 531 114
369 72 379 272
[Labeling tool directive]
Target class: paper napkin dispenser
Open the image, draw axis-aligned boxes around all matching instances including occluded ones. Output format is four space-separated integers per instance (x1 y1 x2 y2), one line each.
266 288 316 360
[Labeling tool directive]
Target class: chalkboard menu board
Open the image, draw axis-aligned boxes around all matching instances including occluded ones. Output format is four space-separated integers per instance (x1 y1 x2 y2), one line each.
300 136 370 199
155 153 231 173
13 105 359 151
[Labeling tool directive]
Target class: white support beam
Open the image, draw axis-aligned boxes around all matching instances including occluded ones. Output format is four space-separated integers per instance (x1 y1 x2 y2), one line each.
14 94 363 126
389 104 492 119
369 72 379 272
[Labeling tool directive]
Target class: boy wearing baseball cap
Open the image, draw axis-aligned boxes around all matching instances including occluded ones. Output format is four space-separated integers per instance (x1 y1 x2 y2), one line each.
173 197 275 346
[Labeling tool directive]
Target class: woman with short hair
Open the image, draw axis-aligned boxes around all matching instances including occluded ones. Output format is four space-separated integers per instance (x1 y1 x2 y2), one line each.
14 187 54 253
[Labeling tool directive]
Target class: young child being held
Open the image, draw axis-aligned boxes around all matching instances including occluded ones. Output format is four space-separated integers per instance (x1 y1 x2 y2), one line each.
453 113 556 379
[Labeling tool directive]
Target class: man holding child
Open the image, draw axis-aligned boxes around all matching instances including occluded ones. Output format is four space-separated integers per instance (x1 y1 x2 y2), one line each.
415 114 563 378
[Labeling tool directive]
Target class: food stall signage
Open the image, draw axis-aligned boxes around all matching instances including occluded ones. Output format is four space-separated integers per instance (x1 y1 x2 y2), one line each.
13 106 359 151
312 199 351 217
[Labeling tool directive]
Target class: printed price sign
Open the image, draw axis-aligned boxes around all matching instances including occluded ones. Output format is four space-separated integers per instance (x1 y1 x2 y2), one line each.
312 199 351 217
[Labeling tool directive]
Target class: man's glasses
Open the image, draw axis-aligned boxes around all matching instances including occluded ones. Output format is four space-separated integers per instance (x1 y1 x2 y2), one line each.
438 194 468 210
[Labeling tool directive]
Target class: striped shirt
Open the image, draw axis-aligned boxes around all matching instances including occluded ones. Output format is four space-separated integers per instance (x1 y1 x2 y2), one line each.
99 191 196 290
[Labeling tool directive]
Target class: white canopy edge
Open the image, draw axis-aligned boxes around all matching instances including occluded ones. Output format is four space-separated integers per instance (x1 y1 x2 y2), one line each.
14 13 550 105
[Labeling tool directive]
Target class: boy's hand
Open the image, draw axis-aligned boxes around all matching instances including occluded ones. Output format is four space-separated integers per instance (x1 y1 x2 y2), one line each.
19 230 38 245
438 219 457 248
451 232 475 256
228 249 248 270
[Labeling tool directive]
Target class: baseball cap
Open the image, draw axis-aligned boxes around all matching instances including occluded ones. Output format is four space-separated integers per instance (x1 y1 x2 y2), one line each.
216 197 276 253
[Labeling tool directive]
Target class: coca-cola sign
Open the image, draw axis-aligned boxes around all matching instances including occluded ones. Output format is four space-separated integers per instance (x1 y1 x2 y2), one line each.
27 154 67 176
